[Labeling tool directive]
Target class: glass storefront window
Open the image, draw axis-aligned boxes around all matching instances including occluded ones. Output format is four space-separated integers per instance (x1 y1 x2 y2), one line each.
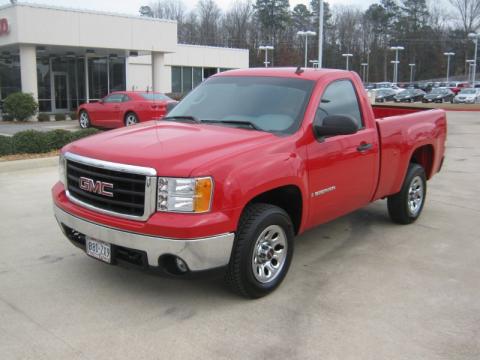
182 67 192 93
193 67 202 88
172 66 181 93
109 57 126 93
37 57 51 112
0 55 21 107
88 57 108 100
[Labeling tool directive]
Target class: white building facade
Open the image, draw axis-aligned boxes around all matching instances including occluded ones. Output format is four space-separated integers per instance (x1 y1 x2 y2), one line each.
0 3 249 113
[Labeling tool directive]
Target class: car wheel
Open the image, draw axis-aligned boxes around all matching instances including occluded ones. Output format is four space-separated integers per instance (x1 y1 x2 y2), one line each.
79 111 90 129
387 163 427 225
225 203 294 298
125 112 139 126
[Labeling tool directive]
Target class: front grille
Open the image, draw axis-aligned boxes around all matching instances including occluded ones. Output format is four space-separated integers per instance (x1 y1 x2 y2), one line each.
66 160 147 217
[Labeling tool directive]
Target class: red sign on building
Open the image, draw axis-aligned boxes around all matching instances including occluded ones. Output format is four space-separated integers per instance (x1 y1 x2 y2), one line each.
0 19 9 36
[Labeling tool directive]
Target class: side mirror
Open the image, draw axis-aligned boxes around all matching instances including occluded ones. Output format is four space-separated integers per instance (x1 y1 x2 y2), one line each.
98 99 104 104
313 114 358 140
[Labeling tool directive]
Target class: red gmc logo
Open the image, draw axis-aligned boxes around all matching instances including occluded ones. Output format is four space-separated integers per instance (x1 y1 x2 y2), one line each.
0 19 9 36
79 177 114 197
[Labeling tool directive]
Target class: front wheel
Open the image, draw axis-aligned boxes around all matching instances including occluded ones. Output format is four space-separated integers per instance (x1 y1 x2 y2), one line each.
79 111 90 129
125 112 139 126
387 163 427 224
225 203 294 298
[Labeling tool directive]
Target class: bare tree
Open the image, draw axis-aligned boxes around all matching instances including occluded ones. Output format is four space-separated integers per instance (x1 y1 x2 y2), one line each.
148 0 186 22
223 1 254 48
198 0 222 45
448 0 480 34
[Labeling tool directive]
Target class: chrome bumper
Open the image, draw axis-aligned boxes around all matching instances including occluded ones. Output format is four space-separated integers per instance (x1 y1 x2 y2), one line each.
54 206 235 271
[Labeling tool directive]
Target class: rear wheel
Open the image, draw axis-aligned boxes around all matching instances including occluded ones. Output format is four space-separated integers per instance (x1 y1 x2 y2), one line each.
387 163 427 224
79 111 90 129
125 112 139 126
225 203 294 299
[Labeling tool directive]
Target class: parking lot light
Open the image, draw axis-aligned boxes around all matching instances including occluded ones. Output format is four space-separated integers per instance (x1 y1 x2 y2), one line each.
389 46 404 84
342 53 353 70
468 33 479 85
297 31 316 68
443 52 455 82
361 63 368 83
408 63 415 83
258 45 274 68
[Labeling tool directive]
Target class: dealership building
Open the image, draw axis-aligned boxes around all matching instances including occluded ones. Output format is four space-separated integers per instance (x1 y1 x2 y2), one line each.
0 2 249 113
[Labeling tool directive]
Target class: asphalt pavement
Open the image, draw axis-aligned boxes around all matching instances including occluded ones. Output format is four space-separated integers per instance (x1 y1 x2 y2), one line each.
0 111 479 359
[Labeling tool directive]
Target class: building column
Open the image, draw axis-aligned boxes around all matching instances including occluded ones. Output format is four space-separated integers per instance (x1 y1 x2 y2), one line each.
152 51 167 93
19 45 38 101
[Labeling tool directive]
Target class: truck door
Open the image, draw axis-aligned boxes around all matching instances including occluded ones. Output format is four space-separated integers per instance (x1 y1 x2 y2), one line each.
305 79 379 227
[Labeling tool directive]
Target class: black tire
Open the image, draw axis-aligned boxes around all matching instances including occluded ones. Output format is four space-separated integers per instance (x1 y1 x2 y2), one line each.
79 110 90 129
387 163 427 224
125 112 139 126
225 203 294 299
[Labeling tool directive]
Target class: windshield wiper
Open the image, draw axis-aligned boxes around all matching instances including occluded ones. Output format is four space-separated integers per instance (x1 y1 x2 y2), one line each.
202 119 263 131
162 115 202 123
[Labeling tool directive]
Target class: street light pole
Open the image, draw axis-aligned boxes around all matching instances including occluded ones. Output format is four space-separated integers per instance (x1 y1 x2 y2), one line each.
258 45 274 68
342 53 353 70
361 63 368 83
443 52 455 82
466 59 475 83
390 60 399 83
408 63 415 83
468 33 479 85
318 0 324 68
297 31 316 68
389 46 404 84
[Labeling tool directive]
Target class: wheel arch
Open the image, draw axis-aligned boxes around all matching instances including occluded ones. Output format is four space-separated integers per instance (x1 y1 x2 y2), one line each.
240 185 304 235
410 144 435 179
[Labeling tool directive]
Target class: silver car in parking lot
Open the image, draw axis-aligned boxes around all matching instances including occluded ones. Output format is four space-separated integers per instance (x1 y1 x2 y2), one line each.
453 89 480 104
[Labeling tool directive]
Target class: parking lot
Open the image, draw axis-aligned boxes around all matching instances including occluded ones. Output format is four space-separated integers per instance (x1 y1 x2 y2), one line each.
0 111 479 360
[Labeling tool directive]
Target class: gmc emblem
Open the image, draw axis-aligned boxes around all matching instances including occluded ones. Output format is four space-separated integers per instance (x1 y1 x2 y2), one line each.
79 177 114 197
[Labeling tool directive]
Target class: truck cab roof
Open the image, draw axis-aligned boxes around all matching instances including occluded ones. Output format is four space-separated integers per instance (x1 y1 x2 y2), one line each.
214 67 349 81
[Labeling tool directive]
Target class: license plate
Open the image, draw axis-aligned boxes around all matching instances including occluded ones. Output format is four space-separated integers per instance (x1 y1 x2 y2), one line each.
86 237 111 263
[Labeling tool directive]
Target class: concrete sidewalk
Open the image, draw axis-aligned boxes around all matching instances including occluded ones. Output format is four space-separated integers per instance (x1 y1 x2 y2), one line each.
0 120 80 136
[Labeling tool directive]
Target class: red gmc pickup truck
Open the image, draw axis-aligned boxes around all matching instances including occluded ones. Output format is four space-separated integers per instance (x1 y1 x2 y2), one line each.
52 68 447 298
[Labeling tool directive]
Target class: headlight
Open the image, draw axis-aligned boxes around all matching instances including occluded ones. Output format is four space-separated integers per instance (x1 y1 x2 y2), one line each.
157 177 213 213
59 153 66 185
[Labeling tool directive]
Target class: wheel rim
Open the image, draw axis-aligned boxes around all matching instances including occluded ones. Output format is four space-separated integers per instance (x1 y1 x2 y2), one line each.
79 112 89 128
408 176 424 216
126 114 138 126
251 225 288 284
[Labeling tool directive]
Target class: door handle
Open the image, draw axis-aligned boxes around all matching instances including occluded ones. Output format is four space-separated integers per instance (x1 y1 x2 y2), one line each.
357 142 373 152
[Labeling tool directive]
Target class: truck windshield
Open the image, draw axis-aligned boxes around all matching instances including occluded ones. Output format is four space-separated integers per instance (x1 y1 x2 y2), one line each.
167 76 315 134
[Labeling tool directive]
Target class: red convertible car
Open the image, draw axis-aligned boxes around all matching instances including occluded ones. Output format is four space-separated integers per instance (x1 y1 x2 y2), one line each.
77 91 177 129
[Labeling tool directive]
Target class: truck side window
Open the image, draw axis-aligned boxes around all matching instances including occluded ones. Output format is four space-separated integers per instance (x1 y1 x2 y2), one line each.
315 80 364 129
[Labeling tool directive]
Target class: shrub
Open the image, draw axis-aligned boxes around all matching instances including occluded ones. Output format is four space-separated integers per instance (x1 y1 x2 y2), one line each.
55 113 66 121
45 129 72 149
3 92 38 121
69 111 78 120
37 113 51 122
68 128 100 142
0 135 14 156
2 128 102 156
11 130 50 153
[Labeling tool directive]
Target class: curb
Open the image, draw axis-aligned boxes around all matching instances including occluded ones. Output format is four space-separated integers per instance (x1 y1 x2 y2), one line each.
0 156 59 173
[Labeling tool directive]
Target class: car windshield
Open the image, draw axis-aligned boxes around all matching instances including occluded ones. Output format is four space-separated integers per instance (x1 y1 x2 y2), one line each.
459 89 476 94
140 93 172 101
430 89 446 94
376 89 391 95
167 76 315 134
399 89 414 95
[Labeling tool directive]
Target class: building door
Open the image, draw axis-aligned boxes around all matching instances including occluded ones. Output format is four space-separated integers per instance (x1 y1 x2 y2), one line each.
52 72 70 112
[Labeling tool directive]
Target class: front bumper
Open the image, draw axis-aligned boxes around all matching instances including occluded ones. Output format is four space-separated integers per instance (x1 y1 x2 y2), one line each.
54 205 235 273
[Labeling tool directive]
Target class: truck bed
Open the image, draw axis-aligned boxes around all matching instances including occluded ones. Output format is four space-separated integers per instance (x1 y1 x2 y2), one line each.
372 106 447 200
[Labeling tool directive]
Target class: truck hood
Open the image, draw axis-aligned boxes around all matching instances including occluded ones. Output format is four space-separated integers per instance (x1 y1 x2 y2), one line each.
65 121 275 176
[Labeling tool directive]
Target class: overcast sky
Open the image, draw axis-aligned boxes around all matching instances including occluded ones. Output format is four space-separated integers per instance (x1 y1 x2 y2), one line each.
3 0 378 15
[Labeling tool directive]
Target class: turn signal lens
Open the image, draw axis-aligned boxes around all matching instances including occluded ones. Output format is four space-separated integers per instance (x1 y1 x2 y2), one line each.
194 178 213 213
